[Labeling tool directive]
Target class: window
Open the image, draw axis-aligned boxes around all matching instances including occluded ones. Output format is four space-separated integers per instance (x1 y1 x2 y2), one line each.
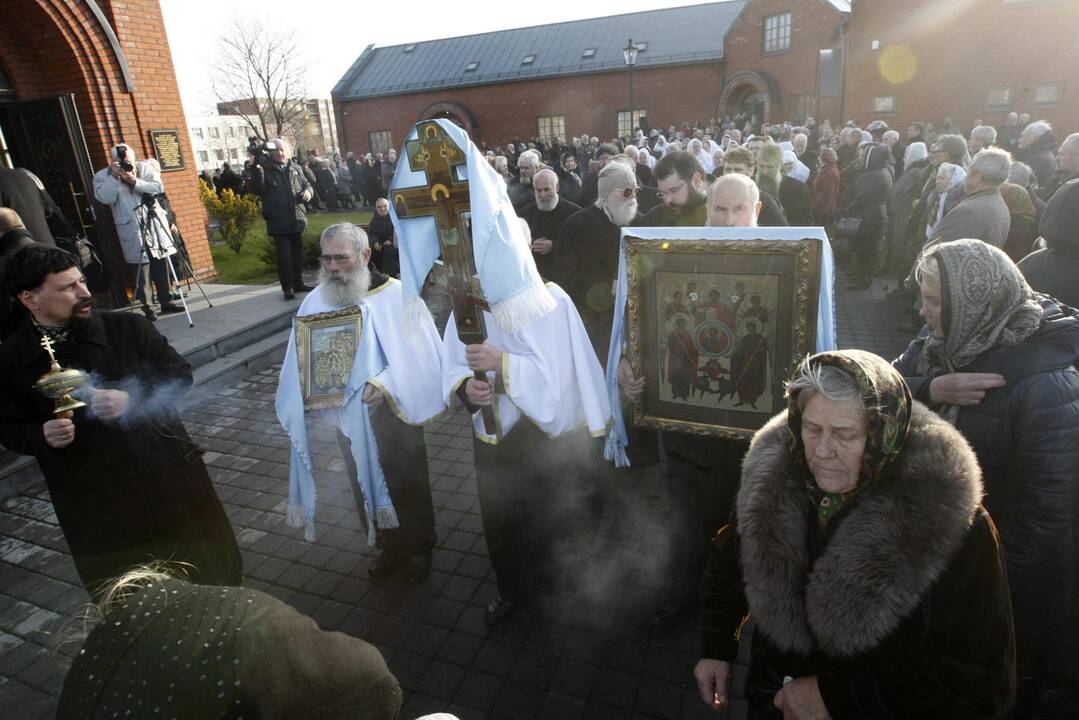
635 42 648 52
208 127 220 138
214 149 224 161
617 110 647 138
873 95 896 116
537 116 566 143
197 150 209 164
582 48 596 59
763 12 792 54
369 130 393 155
230 148 240 160
465 61 479 72
403 44 416 53
1034 83 1061 107
789 94 816 123
225 126 235 137
522 54 536 65
192 127 204 139
986 86 1014 110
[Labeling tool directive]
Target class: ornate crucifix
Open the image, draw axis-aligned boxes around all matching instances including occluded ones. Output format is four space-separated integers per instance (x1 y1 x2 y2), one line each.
392 121 497 435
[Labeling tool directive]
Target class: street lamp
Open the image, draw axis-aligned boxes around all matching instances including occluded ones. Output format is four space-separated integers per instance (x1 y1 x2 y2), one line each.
623 38 639 138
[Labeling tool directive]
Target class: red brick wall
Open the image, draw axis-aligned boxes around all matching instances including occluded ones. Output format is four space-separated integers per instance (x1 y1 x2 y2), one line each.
0 0 214 279
336 62 726 154
721 0 843 124
845 0 1079 134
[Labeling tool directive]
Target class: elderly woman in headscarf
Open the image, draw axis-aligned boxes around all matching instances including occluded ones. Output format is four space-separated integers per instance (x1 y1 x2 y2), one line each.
695 349 1015 719
653 134 669 157
843 143 894 288
886 141 931 281
1018 178 1079 307
689 139 715 174
894 239 1079 718
925 162 965 240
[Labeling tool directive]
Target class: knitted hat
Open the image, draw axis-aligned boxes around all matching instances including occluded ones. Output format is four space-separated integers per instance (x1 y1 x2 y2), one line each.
596 161 638 201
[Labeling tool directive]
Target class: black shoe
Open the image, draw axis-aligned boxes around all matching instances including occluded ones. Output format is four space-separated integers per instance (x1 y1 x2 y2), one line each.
295 284 315 293
169 293 182 302
404 555 431 585
484 594 515 625
159 303 183 314
367 552 408 580
649 602 682 626
141 305 157 322
283 290 295 301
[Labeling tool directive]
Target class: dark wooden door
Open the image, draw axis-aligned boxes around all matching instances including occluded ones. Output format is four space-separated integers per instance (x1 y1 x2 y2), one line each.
0 94 127 306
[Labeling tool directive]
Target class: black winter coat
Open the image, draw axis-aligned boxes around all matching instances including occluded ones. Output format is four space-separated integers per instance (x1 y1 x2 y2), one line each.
250 159 311 236
893 299 1079 679
700 405 1015 719
1017 129 1057 188
847 145 893 242
0 313 242 594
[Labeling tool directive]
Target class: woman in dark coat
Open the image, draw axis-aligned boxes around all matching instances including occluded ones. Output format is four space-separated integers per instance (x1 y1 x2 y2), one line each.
1018 178 1079 308
887 141 931 282
315 161 338 212
894 239 1079 718
844 143 893 288
696 349 1015 719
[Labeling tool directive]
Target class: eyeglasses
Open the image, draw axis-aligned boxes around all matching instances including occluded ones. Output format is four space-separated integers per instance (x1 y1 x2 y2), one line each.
614 187 638 199
656 181 686 200
319 254 355 264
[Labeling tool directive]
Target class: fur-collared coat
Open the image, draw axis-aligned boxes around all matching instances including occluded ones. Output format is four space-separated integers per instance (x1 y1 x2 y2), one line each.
700 403 1016 719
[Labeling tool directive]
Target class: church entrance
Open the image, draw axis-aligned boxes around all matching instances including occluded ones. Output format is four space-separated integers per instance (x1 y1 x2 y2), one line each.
418 101 478 134
0 94 127 307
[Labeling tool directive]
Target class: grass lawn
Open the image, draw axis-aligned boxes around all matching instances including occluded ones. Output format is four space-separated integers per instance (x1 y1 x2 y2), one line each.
210 208 373 285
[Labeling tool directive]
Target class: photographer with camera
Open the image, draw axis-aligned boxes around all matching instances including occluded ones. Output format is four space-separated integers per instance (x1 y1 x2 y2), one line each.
248 137 314 300
92 143 181 321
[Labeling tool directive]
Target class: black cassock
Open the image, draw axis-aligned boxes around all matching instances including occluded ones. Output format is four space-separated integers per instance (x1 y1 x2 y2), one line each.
0 312 241 596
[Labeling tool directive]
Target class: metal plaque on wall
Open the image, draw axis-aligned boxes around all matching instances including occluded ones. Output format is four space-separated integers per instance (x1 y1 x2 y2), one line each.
149 129 185 171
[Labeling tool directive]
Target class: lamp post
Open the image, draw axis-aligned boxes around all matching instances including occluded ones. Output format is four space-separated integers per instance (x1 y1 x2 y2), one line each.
623 38 639 137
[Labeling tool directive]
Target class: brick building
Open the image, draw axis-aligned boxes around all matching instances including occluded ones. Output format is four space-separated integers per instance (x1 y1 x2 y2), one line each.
0 0 213 305
333 0 1077 155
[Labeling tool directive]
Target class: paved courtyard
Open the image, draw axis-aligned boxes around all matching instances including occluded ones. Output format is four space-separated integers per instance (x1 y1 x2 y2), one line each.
0 277 913 719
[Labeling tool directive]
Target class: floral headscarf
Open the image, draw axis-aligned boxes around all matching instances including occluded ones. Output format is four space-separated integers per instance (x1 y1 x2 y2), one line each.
917 240 1043 422
786 350 913 526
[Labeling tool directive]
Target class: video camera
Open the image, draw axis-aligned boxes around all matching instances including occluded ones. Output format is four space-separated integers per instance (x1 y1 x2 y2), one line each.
248 136 275 165
115 145 134 173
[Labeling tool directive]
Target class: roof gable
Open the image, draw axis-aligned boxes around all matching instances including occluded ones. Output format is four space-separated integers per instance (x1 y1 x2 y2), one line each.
334 1 747 100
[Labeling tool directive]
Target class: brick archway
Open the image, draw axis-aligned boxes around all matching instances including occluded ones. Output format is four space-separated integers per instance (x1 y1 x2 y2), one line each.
719 71 783 126
418 101 478 133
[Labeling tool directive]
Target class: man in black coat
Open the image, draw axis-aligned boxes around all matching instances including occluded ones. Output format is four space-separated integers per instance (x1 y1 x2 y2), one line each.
0 245 241 597
638 150 707 227
518 169 580 280
0 166 58 247
250 138 314 300
552 160 641 363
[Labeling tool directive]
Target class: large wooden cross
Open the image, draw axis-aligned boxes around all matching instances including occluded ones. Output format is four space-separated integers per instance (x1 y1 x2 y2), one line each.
392 121 496 435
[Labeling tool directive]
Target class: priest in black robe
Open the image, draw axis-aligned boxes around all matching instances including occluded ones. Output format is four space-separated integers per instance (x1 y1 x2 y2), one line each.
518 168 580 279
0 245 241 597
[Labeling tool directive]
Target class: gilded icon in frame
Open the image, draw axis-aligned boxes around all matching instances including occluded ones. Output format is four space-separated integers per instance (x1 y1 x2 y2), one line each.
295 307 363 410
624 237 822 439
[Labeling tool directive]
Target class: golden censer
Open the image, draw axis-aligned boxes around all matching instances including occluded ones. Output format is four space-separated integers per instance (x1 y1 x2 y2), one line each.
34 334 88 414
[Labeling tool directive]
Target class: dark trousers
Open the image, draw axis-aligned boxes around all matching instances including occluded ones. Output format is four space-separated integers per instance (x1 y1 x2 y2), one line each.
473 421 604 601
272 233 304 293
337 403 436 558
663 435 747 609
128 258 170 307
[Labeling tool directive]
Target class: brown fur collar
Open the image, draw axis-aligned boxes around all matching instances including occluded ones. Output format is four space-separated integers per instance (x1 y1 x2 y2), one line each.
737 401 983 658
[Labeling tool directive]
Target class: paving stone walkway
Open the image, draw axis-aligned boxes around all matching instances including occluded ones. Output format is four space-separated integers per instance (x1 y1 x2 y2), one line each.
0 276 913 719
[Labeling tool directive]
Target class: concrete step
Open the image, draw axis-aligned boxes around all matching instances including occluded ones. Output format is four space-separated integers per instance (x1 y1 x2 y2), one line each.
181 328 290 409
179 306 294 371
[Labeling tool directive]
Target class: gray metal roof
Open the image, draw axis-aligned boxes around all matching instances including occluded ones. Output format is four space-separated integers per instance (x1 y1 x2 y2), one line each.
333 1 748 100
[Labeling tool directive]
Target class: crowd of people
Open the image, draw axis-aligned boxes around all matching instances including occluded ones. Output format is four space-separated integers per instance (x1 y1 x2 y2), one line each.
1 106 1078 719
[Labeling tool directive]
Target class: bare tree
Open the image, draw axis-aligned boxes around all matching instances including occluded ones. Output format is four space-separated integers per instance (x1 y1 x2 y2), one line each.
210 18 310 145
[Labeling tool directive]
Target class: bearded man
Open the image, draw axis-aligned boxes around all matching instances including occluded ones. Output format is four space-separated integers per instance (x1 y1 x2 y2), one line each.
553 159 642 361
721 146 789 227
507 150 540 212
641 151 708 227
0 245 241 597
276 223 444 583
756 142 813 226
518 168 580 279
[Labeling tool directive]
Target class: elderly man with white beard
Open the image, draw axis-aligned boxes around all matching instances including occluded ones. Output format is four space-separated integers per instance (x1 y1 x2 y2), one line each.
553 158 643 362
507 149 541 212
276 223 444 584
518 168 581 279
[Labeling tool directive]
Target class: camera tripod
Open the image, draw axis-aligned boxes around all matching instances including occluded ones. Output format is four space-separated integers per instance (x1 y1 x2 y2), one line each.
135 196 212 327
